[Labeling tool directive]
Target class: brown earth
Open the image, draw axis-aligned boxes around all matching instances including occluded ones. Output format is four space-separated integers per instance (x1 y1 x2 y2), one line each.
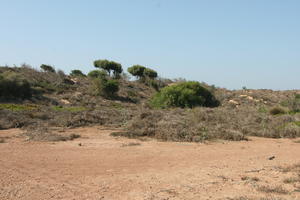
0 127 300 200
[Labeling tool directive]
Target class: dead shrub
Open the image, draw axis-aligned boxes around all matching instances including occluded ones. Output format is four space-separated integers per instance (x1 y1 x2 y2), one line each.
122 108 250 142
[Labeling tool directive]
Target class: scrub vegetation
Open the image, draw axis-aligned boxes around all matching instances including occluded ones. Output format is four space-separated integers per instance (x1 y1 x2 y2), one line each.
0 61 300 142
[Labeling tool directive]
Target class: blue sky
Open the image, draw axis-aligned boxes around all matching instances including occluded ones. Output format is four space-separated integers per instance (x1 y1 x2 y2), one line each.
0 0 299 90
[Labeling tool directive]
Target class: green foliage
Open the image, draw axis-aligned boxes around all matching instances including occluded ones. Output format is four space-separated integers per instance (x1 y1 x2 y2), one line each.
92 77 119 98
52 106 87 112
0 104 38 111
150 81 220 108
70 69 86 77
128 65 158 81
0 72 32 99
88 70 107 79
127 65 146 78
102 79 119 97
144 68 158 79
40 64 55 73
93 59 122 78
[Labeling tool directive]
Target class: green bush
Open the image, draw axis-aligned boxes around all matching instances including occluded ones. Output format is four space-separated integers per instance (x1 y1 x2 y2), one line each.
40 64 55 73
92 77 119 98
88 70 107 79
150 81 220 108
0 72 32 99
70 69 86 77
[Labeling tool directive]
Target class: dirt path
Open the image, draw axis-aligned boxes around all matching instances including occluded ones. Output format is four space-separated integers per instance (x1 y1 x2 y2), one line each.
0 127 300 200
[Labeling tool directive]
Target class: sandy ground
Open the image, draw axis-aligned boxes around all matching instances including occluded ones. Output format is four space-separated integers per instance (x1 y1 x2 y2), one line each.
0 127 300 200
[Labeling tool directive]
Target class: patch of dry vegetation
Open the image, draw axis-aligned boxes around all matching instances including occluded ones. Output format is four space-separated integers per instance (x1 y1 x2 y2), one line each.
1 65 300 142
23 125 80 142
225 197 287 200
256 185 289 194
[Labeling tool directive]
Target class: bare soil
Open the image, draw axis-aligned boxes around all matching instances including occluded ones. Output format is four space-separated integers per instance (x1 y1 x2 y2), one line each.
0 127 300 200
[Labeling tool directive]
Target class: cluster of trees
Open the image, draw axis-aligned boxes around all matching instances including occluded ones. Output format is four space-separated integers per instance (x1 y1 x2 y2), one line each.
88 59 159 97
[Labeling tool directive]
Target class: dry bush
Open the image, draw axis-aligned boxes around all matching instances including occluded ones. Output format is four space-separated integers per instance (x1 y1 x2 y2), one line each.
23 125 80 142
0 110 34 129
119 103 300 142
123 107 251 142
0 138 5 143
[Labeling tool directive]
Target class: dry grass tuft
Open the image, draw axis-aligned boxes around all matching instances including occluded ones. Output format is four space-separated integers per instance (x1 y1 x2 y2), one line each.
283 176 300 184
121 142 141 147
241 176 260 182
278 163 300 173
256 185 289 194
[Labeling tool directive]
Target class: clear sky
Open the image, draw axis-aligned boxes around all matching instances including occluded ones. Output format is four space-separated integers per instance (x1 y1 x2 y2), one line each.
0 0 299 90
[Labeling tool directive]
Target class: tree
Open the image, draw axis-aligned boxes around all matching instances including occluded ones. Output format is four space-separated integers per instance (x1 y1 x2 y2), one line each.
109 61 123 78
93 59 123 78
70 70 86 77
144 68 158 79
127 65 146 79
40 64 55 73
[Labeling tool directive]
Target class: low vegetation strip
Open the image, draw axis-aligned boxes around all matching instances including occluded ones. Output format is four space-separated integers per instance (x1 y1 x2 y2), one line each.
0 104 38 111
1 64 300 142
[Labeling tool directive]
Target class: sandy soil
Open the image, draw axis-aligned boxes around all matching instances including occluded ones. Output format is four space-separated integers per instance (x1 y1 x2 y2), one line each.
0 126 300 200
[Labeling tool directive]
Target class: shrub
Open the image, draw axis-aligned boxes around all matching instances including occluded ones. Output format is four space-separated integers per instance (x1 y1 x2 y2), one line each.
88 70 107 79
269 106 287 115
150 81 220 108
280 94 300 113
92 77 119 97
40 64 55 73
0 72 32 99
70 69 86 77
102 79 119 97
